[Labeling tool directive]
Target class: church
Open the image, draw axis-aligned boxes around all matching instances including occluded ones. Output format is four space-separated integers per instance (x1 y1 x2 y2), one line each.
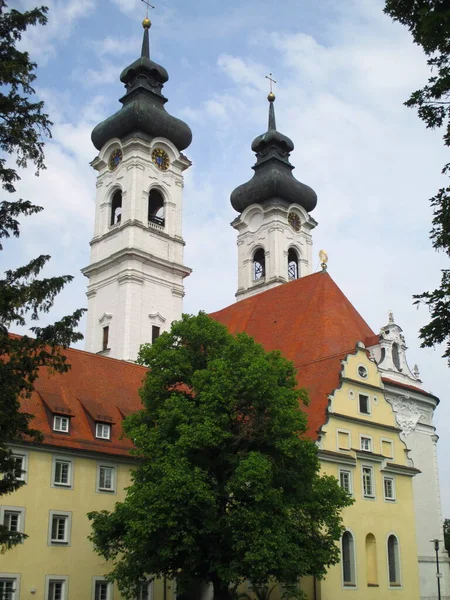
1 14 448 600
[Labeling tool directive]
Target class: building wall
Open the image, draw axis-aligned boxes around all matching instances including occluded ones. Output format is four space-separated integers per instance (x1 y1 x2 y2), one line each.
316 347 421 600
0 444 176 600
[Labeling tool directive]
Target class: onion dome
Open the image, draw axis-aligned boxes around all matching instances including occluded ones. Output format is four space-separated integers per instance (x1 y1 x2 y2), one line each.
230 94 317 214
91 19 192 152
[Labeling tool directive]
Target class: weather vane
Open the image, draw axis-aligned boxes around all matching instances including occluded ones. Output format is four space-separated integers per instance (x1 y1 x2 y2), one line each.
265 72 277 95
141 0 155 18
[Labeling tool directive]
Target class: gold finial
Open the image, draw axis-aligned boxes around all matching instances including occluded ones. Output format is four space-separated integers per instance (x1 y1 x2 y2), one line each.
319 249 328 271
141 0 154 28
265 72 277 102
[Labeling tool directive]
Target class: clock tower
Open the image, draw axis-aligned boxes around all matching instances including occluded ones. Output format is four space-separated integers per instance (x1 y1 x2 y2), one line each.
230 92 318 301
82 17 192 361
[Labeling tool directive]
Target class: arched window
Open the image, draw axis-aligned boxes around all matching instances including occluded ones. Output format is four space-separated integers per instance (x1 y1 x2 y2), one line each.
365 533 378 586
342 531 356 586
387 534 401 586
253 248 265 281
148 189 165 226
288 248 299 280
392 343 401 371
110 190 122 225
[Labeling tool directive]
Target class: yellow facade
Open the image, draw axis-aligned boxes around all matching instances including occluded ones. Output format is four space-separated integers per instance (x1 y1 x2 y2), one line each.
315 346 420 599
1 346 421 600
0 446 176 600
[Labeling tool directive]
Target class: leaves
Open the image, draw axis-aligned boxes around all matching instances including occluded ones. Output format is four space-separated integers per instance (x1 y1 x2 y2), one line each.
0 1 85 551
384 1 450 360
89 313 351 600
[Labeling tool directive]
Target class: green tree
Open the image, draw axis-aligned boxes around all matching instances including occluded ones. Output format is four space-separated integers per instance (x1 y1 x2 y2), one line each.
89 313 352 600
384 1 450 361
444 518 450 554
0 1 85 551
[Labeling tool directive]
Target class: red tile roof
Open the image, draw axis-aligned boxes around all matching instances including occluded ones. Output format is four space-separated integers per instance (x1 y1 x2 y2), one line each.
16 272 377 454
211 272 376 438
381 377 439 402
19 348 146 458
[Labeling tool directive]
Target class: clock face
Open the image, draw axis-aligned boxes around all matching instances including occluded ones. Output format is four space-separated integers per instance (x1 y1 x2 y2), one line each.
108 148 123 171
288 212 301 232
152 148 170 171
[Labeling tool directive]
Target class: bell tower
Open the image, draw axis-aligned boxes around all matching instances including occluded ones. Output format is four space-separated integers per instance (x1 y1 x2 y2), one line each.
82 16 192 361
230 91 318 301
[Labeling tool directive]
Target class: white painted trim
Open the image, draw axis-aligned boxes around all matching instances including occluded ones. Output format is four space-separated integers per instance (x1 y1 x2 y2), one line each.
96 462 117 494
0 573 21 600
359 434 373 452
341 528 358 589
92 577 114 600
386 532 403 589
45 575 69 600
361 464 376 500
51 455 74 490
336 428 352 451
0 505 26 535
48 510 72 546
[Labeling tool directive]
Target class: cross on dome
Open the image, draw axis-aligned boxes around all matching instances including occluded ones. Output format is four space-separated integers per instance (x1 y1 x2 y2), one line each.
141 0 155 28
265 72 277 102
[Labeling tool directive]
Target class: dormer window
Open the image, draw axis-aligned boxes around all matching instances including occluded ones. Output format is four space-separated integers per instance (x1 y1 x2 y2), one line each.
53 415 70 433
96 423 111 440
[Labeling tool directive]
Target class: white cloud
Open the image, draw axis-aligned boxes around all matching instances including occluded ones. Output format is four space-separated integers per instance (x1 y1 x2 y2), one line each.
16 0 96 63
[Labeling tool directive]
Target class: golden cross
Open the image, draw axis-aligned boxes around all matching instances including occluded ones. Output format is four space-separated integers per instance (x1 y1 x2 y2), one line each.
141 0 155 18
265 72 277 94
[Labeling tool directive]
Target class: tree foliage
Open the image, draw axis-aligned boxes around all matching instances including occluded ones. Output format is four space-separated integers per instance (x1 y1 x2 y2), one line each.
444 518 450 554
384 0 450 361
89 313 352 600
0 1 85 551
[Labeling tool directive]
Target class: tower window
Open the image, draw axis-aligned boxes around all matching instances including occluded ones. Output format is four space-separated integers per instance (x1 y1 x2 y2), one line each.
387 534 401 586
110 190 122 225
288 248 299 280
102 326 109 352
341 531 356 586
253 248 265 281
152 325 160 343
392 342 401 371
148 189 165 226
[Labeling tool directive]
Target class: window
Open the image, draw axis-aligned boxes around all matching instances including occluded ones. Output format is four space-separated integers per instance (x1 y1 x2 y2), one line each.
0 577 18 600
362 466 375 498
10 453 27 482
392 343 401 371
110 190 122 226
253 248 265 281
53 416 69 433
357 365 368 378
137 582 152 600
48 511 71 545
97 464 116 493
358 394 370 415
148 189 165 226
384 477 396 501
365 534 378 586
152 326 160 343
94 580 111 600
52 458 73 488
339 470 352 494
337 430 350 451
288 248 299 280
96 423 111 440
360 436 372 452
102 326 109 352
46 578 67 600
1 507 25 534
387 535 401 586
381 439 394 459
341 531 356 586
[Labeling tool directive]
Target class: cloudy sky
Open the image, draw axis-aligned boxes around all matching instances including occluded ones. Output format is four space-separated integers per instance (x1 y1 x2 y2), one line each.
6 0 450 513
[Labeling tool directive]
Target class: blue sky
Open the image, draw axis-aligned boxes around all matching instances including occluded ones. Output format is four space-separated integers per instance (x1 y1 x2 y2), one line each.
7 0 450 513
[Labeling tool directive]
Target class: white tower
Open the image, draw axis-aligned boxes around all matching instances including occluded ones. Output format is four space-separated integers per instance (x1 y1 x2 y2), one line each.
82 18 192 361
369 313 449 600
230 92 318 301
